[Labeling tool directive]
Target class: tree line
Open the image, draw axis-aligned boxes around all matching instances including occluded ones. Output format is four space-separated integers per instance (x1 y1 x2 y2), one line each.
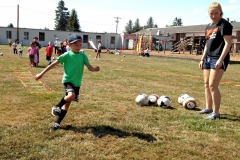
124 17 184 34
6 0 238 33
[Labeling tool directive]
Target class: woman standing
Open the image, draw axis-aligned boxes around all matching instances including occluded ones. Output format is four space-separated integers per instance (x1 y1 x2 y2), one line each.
197 2 233 120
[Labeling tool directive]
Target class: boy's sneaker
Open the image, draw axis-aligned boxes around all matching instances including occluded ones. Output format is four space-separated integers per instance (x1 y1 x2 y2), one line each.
205 113 220 120
196 108 213 114
73 97 79 102
51 106 61 116
50 122 60 131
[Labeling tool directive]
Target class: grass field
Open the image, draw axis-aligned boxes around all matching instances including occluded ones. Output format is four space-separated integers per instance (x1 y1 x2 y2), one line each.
1 45 240 159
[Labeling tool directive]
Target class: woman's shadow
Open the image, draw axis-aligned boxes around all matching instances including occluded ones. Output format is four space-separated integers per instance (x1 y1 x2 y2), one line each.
61 125 157 142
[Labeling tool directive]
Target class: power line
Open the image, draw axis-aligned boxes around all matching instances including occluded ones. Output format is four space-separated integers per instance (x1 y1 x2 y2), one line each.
0 6 16 7
20 7 55 16
19 6 117 27
2 5 124 32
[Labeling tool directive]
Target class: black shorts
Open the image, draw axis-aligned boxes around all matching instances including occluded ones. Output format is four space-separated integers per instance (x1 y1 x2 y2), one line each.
46 56 51 60
97 49 101 53
63 82 80 102
29 54 34 59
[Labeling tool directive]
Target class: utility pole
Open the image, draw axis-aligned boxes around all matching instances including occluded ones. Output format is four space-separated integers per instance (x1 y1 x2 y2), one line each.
114 17 121 33
17 4 19 41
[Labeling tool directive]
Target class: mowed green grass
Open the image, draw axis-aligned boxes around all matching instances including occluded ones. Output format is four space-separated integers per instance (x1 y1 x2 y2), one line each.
1 45 240 159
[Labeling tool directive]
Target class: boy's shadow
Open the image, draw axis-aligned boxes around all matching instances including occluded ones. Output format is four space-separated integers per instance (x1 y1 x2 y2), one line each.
61 125 157 142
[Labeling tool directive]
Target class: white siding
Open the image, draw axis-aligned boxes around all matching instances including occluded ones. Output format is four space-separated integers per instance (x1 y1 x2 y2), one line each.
0 27 122 49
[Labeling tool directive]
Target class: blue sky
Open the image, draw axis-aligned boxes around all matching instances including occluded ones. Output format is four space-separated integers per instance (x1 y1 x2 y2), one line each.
0 0 239 33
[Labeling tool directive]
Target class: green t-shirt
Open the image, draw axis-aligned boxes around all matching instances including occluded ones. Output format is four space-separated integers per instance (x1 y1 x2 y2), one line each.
17 44 23 51
57 50 90 87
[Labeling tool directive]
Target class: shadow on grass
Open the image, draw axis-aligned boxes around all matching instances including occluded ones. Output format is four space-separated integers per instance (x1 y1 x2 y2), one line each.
229 61 240 64
61 125 157 142
219 114 240 121
146 105 176 110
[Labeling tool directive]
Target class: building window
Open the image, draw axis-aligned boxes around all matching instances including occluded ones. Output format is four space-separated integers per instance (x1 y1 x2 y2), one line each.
110 36 115 44
24 32 29 40
83 35 88 43
39 32 45 41
96 35 101 41
6 31 12 39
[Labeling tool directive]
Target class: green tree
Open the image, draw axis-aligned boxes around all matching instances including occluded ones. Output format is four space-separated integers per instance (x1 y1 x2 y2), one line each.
146 17 154 28
125 19 133 34
66 9 81 32
172 17 183 26
54 0 70 31
132 18 142 33
7 23 14 28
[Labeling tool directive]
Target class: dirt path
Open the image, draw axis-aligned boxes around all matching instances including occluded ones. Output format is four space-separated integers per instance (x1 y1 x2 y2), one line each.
122 50 240 62
86 49 240 62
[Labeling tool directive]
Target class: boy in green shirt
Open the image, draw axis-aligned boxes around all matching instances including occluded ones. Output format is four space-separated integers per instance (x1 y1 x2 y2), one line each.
17 41 23 58
35 34 100 131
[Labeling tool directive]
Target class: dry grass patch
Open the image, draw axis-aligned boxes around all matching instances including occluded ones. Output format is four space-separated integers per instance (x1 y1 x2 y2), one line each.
1 45 240 159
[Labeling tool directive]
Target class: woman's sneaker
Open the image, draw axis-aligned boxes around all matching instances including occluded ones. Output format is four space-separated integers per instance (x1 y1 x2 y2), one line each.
205 113 220 120
196 108 213 114
51 106 61 116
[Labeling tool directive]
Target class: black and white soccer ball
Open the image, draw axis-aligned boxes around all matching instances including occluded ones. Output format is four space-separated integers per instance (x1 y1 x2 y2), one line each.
157 96 172 108
135 93 149 106
52 57 55 60
182 97 196 110
0 53 3 56
148 94 159 106
178 94 190 104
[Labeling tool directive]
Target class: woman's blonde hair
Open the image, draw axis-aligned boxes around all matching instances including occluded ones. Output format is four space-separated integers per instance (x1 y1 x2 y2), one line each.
209 2 223 17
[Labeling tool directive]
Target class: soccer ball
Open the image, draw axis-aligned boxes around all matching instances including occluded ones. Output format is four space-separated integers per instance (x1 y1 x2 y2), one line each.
157 96 172 108
148 94 159 105
182 97 196 110
135 93 149 106
178 94 191 104
52 57 55 60
0 53 3 56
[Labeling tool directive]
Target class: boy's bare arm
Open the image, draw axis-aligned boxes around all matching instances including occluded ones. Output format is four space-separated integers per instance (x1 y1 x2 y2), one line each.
86 64 100 72
35 60 59 80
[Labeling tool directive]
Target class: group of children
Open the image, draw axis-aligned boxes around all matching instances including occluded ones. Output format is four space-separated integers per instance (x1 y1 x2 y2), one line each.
10 37 69 67
11 39 23 58
46 38 70 65
27 37 42 67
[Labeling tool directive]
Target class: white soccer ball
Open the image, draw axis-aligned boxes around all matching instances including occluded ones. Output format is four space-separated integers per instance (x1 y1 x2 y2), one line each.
148 94 159 105
0 53 3 56
157 96 172 108
178 94 191 104
52 57 55 60
135 93 149 106
182 97 196 110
